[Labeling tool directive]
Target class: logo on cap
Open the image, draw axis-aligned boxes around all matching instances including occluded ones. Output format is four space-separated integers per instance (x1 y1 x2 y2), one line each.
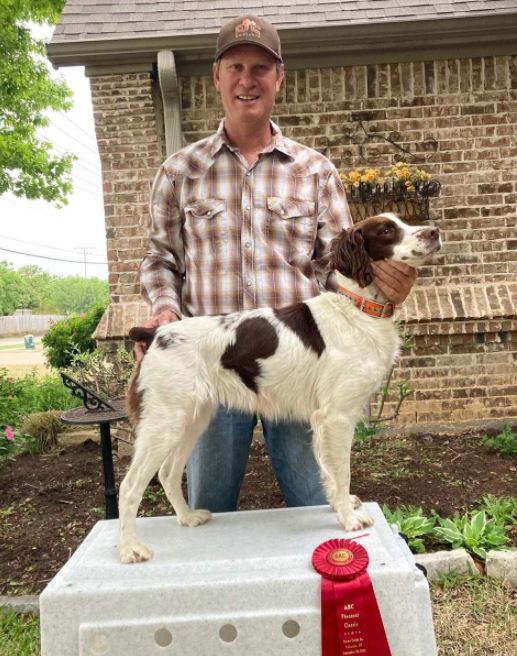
235 18 261 39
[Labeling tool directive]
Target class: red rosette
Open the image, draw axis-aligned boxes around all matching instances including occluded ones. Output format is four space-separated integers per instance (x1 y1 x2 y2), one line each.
312 539 369 581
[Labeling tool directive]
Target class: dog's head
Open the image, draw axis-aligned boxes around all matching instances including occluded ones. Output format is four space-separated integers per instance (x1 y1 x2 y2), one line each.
329 212 442 287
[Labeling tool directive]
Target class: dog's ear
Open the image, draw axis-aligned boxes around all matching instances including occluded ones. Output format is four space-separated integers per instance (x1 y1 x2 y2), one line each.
128 326 157 345
329 227 374 288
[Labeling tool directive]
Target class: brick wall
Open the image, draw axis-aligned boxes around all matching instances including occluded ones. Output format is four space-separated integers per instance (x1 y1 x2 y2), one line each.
90 55 517 426
90 72 165 306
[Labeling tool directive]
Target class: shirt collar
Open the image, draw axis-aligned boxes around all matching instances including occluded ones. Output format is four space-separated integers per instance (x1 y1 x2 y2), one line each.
209 119 294 160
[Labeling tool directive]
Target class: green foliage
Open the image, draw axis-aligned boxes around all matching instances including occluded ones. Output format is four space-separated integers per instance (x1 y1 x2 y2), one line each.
64 345 134 399
478 494 517 528
383 505 436 554
0 367 79 429
367 321 414 427
433 511 509 560
0 609 40 656
354 420 380 443
48 276 109 314
0 0 74 204
482 425 517 457
42 305 106 368
0 262 108 315
17 265 53 311
0 261 24 314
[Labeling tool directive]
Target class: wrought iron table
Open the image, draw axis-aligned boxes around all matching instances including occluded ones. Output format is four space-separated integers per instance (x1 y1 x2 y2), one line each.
60 373 127 520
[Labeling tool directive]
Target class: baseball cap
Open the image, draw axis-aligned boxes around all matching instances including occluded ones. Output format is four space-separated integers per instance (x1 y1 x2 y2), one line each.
215 15 283 63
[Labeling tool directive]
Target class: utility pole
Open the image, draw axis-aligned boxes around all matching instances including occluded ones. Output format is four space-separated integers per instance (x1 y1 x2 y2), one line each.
74 247 95 277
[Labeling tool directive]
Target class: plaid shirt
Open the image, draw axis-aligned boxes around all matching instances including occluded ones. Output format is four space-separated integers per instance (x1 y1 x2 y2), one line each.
141 120 352 318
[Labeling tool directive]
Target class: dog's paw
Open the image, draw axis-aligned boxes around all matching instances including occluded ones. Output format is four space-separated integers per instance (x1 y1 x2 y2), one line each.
337 509 374 532
119 541 153 564
176 509 212 527
350 494 362 510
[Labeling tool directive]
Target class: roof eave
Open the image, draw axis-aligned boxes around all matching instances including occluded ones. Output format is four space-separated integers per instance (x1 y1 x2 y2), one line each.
46 14 517 75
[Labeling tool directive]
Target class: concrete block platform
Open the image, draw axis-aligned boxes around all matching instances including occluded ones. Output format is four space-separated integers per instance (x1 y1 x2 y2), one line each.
40 503 437 655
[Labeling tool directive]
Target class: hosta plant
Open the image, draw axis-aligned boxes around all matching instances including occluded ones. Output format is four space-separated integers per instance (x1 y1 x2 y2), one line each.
382 505 436 554
482 425 517 456
433 511 509 560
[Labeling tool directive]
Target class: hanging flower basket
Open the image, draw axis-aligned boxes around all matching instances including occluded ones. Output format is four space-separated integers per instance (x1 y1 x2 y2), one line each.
340 162 441 224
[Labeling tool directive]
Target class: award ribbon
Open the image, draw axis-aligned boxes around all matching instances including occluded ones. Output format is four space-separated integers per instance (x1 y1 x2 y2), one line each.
312 539 392 656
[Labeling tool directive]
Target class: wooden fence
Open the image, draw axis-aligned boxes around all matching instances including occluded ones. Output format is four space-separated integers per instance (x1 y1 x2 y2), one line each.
0 314 65 336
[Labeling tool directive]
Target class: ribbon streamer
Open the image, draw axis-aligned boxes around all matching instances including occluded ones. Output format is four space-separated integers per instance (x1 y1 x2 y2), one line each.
312 539 392 656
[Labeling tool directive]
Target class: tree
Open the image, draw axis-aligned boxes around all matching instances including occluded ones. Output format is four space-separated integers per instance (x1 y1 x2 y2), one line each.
49 276 109 314
0 261 24 315
0 0 74 205
17 264 53 311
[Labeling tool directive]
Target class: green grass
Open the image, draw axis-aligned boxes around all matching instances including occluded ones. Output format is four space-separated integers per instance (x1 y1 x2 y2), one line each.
0 611 40 656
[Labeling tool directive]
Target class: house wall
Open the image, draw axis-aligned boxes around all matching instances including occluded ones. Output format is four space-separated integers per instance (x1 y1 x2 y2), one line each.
89 55 517 425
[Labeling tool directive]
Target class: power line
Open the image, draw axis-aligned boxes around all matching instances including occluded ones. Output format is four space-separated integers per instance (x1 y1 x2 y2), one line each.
0 233 80 254
0 246 108 265
47 122 100 158
1 197 67 220
52 144 101 174
56 111 98 144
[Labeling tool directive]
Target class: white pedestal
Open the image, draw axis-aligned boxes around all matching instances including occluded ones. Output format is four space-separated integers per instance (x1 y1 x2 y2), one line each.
40 503 437 656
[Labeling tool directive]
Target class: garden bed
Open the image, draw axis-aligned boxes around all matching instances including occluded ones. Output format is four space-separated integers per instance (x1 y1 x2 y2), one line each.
0 426 515 596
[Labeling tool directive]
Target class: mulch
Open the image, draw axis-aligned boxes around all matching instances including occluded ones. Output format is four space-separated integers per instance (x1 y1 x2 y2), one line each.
0 426 515 596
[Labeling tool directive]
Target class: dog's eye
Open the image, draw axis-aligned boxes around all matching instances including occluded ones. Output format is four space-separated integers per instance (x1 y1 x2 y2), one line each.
382 227 393 235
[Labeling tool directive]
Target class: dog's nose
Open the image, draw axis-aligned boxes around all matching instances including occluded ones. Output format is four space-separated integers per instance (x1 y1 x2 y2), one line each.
421 227 440 240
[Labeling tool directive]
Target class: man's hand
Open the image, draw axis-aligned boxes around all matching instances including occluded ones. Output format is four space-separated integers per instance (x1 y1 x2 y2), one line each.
371 260 417 304
134 310 179 362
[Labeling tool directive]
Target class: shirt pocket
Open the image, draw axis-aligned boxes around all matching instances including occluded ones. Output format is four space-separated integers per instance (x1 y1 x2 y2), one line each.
184 198 226 221
267 197 316 220
183 198 228 262
267 197 317 255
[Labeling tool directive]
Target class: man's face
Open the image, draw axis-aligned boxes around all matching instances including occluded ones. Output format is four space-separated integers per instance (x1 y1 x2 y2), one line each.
213 44 284 130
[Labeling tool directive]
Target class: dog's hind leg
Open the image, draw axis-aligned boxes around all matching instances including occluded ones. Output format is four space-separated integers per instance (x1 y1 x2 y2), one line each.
311 409 373 532
158 408 214 527
118 425 171 564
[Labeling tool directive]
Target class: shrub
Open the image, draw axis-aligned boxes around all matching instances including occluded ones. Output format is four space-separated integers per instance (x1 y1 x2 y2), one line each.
482 425 517 457
42 304 106 368
383 504 436 554
433 511 509 560
0 368 80 430
478 495 517 528
19 410 65 453
0 426 35 469
64 345 134 400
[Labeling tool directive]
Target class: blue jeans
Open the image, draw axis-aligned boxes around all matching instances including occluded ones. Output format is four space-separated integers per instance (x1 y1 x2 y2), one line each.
186 406 327 512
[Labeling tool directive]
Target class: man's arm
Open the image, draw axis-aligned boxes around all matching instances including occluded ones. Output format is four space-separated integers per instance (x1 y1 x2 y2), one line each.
312 167 353 289
140 166 185 319
135 167 185 361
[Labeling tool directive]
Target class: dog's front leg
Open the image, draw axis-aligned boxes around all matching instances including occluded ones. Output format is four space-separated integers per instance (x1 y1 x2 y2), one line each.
311 410 373 531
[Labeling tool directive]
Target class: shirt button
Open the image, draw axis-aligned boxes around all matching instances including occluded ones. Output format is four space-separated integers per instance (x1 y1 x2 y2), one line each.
246 280 252 287
245 204 250 210
245 171 251 176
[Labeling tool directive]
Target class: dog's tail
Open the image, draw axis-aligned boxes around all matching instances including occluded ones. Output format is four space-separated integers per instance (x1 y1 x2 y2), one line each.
128 326 157 346
126 326 157 428
126 361 142 427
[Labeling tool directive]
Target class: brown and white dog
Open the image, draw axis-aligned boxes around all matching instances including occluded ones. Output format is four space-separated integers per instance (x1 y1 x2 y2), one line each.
119 213 441 563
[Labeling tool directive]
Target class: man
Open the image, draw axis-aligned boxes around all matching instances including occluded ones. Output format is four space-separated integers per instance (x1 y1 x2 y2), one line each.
135 15 416 512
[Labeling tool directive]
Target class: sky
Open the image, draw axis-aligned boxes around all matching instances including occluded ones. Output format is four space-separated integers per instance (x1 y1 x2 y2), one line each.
0 25 108 280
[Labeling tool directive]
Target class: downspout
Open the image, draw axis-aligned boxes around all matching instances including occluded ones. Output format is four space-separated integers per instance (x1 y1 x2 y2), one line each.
157 50 183 156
